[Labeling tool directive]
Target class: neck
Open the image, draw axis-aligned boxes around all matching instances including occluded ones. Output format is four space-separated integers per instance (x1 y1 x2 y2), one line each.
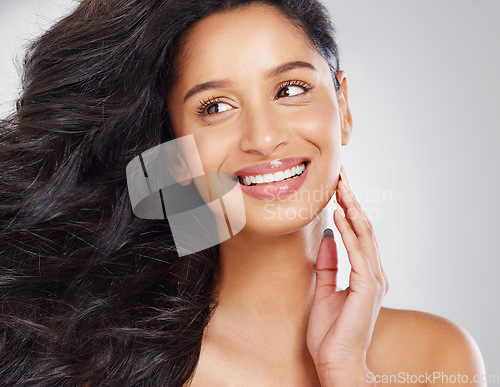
206 200 335 364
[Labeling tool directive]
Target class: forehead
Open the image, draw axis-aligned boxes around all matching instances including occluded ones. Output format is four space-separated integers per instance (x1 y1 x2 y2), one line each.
173 4 324 84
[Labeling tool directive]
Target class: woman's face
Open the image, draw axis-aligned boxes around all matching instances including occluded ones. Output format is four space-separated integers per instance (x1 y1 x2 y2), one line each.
167 4 347 236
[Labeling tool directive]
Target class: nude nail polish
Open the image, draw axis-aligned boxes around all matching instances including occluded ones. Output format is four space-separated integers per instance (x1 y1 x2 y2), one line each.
335 201 346 217
340 165 351 187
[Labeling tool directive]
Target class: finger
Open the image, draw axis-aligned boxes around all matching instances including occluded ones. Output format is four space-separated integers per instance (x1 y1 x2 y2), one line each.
336 180 377 256
314 229 339 301
340 164 351 186
337 180 385 290
381 265 390 295
337 179 374 243
336 179 384 281
337 172 388 292
334 199 345 218
333 208 372 277
339 165 373 231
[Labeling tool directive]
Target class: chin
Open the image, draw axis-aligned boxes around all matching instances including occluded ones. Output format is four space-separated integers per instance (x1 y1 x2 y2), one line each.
240 201 327 236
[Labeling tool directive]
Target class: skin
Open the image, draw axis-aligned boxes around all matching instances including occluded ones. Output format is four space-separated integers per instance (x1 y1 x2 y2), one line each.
167 4 486 386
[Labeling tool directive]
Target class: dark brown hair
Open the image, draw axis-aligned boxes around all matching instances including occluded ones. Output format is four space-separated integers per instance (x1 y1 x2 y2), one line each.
0 0 339 385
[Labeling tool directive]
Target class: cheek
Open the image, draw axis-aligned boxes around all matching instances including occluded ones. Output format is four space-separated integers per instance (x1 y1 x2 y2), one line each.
191 132 232 173
168 111 187 141
288 100 341 146
168 112 216 170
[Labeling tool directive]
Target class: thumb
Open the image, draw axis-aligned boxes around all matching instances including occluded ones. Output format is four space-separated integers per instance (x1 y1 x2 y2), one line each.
314 228 339 300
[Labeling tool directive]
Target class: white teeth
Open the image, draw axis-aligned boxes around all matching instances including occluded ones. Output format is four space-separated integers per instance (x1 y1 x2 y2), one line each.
263 173 273 183
273 171 285 181
239 162 307 186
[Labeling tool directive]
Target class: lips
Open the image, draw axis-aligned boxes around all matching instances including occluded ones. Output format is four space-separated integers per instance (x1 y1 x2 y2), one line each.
233 157 310 200
234 157 310 177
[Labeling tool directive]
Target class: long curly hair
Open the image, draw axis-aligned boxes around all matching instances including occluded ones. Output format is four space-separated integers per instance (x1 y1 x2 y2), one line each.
0 0 340 385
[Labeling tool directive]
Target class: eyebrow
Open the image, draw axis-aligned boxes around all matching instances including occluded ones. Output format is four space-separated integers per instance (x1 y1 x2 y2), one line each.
264 60 316 79
183 80 232 102
183 61 316 102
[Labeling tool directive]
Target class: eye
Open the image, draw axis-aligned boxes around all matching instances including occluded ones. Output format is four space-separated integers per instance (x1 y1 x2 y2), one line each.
197 98 233 116
277 85 305 98
275 80 314 100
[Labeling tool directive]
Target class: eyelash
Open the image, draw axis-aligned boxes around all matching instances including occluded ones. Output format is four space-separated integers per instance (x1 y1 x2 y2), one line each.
196 97 225 116
195 80 315 116
273 79 315 100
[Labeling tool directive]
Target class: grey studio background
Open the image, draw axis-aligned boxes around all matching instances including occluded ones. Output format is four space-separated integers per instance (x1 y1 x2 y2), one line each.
1 0 499 378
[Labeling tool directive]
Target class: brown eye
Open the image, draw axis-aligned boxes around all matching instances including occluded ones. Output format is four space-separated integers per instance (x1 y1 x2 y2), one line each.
207 104 220 114
277 85 308 99
207 102 231 114
197 99 233 116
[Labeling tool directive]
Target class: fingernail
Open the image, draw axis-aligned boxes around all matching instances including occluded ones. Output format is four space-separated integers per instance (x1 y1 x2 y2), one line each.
340 165 351 187
322 228 334 239
335 201 346 217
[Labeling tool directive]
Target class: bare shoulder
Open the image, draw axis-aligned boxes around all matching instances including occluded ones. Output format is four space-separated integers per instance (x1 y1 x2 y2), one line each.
367 307 486 386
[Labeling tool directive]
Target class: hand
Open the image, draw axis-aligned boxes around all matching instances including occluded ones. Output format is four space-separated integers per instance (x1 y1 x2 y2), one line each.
306 165 389 386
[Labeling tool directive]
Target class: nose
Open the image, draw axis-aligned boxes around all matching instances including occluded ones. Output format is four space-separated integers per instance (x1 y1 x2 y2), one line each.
239 103 290 156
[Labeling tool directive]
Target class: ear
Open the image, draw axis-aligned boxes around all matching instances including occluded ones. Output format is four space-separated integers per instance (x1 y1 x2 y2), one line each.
165 147 193 186
336 70 353 146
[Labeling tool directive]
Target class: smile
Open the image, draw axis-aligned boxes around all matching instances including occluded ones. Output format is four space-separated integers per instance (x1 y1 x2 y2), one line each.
238 162 306 186
235 159 310 200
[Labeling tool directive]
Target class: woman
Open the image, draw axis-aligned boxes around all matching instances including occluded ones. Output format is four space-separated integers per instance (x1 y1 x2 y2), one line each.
0 0 485 385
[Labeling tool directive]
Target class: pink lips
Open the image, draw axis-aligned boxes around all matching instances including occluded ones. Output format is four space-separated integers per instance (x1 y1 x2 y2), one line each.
234 157 310 200
234 157 309 176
